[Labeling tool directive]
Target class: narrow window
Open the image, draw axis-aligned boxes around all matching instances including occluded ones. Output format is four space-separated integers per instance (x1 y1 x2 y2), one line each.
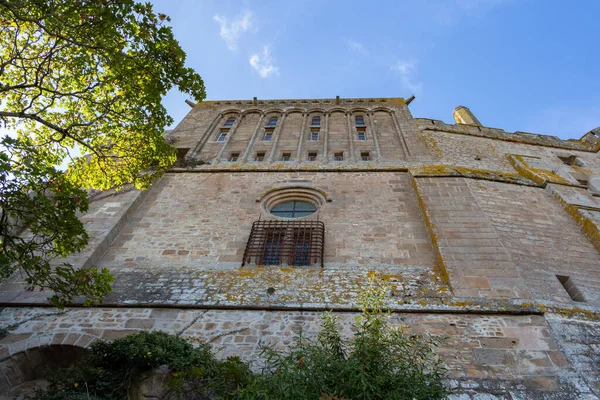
293 229 311 266
262 229 285 265
357 131 366 141
558 155 578 166
311 116 321 126
361 152 370 161
557 275 585 302
224 117 236 127
229 152 239 162
256 152 265 161
264 131 273 141
311 131 319 141
282 152 291 161
217 132 227 142
174 148 190 167
307 152 317 161
334 152 343 161
355 115 365 127
267 117 278 127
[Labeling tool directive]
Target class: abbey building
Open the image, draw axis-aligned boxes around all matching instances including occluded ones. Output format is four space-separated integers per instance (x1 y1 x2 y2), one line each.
1 96 600 398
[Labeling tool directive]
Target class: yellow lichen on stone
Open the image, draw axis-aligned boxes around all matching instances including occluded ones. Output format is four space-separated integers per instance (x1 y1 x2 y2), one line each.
509 155 571 185
410 164 529 185
409 172 452 288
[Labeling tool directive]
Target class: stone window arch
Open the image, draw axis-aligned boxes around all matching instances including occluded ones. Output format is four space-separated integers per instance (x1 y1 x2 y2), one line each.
355 115 366 127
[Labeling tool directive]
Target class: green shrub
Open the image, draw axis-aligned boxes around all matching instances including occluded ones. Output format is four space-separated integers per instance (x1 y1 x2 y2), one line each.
38 330 251 400
239 286 449 400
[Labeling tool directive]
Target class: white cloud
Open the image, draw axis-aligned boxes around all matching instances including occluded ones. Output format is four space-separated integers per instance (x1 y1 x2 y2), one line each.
390 60 423 94
213 10 254 51
347 40 368 55
249 45 279 78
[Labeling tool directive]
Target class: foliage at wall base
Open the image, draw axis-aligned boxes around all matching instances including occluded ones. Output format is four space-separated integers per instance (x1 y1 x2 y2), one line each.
36 288 449 400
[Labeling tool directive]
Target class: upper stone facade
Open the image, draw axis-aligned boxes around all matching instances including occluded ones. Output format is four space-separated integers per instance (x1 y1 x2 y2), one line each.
2 96 600 399
168 97 599 169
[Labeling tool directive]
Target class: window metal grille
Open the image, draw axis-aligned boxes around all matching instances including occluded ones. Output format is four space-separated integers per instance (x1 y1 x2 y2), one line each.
242 220 325 267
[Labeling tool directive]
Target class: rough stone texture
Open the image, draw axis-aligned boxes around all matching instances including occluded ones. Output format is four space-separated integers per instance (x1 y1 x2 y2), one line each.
95 171 437 270
0 307 595 398
1 97 600 399
417 177 600 304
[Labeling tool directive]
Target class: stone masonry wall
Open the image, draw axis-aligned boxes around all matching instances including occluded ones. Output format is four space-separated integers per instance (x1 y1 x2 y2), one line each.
2 97 600 399
416 177 600 305
1 307 597 399
98 171 436 270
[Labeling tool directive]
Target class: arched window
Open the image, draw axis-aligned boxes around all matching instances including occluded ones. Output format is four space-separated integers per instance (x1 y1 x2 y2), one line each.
267 116 278 127
355 115 365 126
311 116 320 126
270 200 317 218
224 117 236 127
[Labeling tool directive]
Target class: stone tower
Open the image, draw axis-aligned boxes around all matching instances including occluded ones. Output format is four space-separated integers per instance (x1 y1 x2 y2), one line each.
2 96 600 399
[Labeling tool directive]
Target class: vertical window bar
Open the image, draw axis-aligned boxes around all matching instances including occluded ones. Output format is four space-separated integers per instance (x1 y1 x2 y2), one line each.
242 220 324 267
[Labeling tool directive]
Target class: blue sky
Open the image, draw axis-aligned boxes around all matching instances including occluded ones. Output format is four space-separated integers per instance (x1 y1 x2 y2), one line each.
152 0 600 140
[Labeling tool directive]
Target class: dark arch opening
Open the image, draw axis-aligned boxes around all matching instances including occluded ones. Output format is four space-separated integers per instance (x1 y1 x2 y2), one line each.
1 344 89 395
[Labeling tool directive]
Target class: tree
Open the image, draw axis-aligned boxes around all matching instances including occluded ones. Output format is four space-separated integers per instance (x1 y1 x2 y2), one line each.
0 0 206 307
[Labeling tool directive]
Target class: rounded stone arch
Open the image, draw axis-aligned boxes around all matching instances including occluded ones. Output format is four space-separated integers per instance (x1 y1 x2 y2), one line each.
349 107 370 114
242 108 265 116
264 108 284 115
306 107 327 114
257 185 331 219
284 107 305 115
220 108 242 117
1 343 90 395
371 106 393 114
306 108 326 127
327 107 347 114
219 109 242 128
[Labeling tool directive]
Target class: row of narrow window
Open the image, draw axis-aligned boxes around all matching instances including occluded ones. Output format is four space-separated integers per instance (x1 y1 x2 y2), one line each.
220 115 366 130
218 130 368 142
229 151 371 162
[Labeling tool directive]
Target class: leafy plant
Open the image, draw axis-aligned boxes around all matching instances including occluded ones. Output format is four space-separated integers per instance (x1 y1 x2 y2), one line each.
240 284 449 400
36 287 449 399
0 0 205 306
38 330 250 400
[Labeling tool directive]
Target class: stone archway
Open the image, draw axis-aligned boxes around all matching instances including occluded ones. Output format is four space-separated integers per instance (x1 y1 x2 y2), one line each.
0 344 88 399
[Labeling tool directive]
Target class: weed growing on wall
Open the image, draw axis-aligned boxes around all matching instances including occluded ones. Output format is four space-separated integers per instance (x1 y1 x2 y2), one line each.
238 284 449 400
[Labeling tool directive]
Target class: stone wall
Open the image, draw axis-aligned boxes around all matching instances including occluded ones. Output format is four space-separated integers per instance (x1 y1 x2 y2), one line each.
1 97 600 399
415 177 600 305
97 171 436 270
1 307 598 399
